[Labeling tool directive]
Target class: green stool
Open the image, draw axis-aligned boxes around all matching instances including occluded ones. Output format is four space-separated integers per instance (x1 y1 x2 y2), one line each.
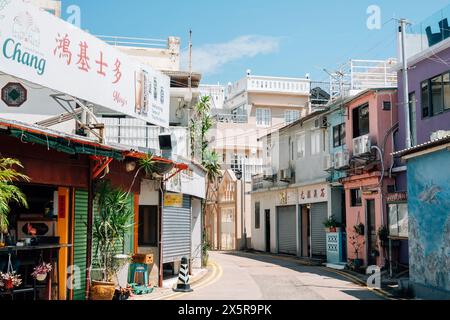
128 263 149 286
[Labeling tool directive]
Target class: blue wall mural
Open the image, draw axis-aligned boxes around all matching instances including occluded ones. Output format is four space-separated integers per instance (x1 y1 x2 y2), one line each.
408 149 450 293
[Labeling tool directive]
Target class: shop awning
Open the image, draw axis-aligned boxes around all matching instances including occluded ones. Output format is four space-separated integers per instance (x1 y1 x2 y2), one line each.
0 118 184 171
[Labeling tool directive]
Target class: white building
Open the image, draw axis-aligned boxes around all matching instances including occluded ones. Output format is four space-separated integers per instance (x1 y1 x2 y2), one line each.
205 71 312 251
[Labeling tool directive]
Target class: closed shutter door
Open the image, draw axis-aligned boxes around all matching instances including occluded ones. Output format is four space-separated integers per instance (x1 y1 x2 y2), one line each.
311 202 327 257
162 195 191 263
277 206 297 255
73 190 88 300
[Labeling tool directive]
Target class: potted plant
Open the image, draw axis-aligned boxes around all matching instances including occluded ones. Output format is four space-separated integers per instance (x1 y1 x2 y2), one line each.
354 223 365 236
348 230 365 272
90 181 135 300
0 254 22 291
0 157 29 242
323 215 341 233
377 225 389 246
31 262 52 282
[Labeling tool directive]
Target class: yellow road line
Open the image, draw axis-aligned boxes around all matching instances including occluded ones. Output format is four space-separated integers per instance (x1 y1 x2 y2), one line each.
157 260 223 300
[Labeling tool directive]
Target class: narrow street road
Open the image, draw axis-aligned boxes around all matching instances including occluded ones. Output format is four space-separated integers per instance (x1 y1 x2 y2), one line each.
174 251 383 300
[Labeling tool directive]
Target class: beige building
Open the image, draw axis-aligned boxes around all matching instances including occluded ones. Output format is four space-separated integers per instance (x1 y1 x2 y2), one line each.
205 71 311 250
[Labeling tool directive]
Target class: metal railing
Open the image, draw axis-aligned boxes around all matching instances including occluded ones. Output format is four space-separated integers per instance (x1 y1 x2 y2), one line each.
226 75 311 99
96 35 168 49
101 117 190 158
213 113 248 124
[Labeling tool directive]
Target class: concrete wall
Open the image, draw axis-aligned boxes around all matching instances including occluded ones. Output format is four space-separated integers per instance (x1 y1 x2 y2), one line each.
407 149 450 299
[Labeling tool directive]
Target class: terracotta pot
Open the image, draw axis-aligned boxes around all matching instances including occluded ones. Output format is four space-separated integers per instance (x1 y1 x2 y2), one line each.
330 227 337 233
90 280 116 300
36 273 47 282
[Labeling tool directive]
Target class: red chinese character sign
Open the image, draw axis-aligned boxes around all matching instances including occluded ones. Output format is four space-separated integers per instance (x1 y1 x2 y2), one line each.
0 1 170 127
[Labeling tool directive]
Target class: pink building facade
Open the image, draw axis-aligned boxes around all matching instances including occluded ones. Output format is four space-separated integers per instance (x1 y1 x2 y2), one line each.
341 89 398 268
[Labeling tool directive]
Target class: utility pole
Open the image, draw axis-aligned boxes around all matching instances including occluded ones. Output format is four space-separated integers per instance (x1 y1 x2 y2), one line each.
400 18 412 148
188 30 192 93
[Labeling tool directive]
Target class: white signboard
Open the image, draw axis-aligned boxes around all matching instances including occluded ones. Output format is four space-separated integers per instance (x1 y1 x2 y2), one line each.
0 0 170 127
276 189 298 206
298 184 328 205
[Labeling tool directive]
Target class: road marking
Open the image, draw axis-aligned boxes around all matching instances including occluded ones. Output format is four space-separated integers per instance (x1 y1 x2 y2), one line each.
156 260 223 300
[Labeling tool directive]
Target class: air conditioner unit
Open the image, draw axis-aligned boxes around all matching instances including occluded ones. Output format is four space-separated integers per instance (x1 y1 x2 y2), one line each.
279 168 294 182
353 134 371 156
323 154 334 171
334 151 350 169
314 116 328 129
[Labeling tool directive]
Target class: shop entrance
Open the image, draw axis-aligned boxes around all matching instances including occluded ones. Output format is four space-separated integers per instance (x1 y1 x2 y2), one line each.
265 209 271 253
300 205 311 257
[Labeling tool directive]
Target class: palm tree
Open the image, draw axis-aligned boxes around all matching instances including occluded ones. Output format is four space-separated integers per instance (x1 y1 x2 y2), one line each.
0 157 29 234
190 95 213 161
201 150 221 266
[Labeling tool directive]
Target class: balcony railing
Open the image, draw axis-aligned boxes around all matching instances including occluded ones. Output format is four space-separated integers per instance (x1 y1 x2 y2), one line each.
95 35 168 49
101 117 190 158
226 75 311 99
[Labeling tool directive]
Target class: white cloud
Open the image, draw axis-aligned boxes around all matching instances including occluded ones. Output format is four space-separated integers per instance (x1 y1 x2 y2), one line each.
181 35 281 75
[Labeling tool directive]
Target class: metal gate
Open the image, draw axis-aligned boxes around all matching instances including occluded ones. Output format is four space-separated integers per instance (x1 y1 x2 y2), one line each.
220 208 235 250
162 194 191 263
73 190 88 300
311 202 327 257
277 206 297 255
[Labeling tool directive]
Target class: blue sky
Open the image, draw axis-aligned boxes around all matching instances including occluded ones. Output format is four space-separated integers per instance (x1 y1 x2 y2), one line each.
62 0 450 84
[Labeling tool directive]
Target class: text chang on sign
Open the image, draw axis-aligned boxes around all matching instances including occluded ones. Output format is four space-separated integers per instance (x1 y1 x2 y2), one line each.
0 0 170 127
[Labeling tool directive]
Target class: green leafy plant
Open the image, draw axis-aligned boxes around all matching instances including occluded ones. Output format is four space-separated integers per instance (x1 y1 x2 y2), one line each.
127 153 155 195
377 225 389 242
323 215 341 229
354 223 365 236
92 181 135 282
0 157 29 234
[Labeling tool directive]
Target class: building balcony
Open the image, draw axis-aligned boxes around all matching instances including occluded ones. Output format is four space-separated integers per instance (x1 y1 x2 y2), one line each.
226 75 311 99
101 117 191 159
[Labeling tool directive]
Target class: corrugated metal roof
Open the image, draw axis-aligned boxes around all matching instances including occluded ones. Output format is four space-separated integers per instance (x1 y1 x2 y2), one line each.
392 134 450 158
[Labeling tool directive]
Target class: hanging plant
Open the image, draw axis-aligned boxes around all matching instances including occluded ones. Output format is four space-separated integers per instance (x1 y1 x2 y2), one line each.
31 262 52 282
354 223 365 236
0 271 22 290
0 254 22 290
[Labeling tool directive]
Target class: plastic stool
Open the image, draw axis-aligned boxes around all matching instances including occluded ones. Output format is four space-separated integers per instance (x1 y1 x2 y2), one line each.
128 263 149 286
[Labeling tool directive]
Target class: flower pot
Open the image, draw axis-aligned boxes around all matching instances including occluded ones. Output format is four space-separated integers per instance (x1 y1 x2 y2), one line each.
90 280 116 300
36 273 47 282
330 227 337 233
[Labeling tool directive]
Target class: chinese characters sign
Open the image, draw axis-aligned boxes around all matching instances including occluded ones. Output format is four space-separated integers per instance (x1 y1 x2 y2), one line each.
0 1 170 127
298 184 328 205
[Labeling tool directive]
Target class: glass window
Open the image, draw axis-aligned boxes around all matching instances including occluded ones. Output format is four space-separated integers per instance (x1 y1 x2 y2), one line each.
388 203 408 238
350 189 362 207
422 80 430 118
333 124 346 147
353 103 370 138
444 73 450 110
285 110 300 124
256 108 271 127
255 202 261 229
297 133 306 158
431 75 444 115
311 130 322 155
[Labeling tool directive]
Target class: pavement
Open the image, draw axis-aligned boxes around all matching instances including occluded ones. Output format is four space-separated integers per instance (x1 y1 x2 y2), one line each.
140 251 385 300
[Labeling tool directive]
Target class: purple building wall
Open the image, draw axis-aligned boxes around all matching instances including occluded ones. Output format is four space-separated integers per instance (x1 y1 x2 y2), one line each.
397 44 450 149
396 43 450 192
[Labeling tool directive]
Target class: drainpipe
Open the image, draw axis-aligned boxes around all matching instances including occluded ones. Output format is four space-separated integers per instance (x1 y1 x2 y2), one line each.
400 19 412 149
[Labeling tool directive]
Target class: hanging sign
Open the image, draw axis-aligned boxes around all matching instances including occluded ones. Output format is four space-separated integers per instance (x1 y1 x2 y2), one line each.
0 0 170 127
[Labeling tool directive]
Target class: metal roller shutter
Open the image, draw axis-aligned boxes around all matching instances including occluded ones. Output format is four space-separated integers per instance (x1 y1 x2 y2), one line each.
277 206 297 255
162 195 191 263
311 202 327 257
73 190 88 300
